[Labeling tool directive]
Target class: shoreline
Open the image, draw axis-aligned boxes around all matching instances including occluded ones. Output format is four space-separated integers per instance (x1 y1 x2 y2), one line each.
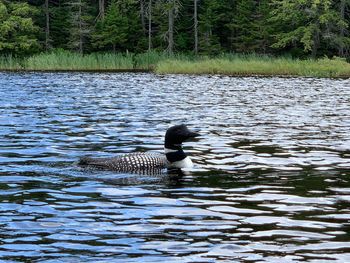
0 68 150 73
1 51 350 78
1 69 350 79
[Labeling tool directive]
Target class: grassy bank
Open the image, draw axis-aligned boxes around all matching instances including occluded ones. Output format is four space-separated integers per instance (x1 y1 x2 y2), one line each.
0 50 173 71
0 55 23 70
1 51 350 78
155 55 350 78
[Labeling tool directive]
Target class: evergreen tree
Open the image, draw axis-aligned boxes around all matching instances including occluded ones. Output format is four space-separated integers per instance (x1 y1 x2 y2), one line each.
227 0 272 53
0 1 40 55
50 1 71 50
174 0 193 52
166 0 181 54
229 0 255 52
69 0 93 54
0 0 349 58
198 0 222 55
194 0 198 54
92 0 129 52
151 0 169 51
329 0 350 57
122 0 145 52
147 0 152 51
270 0 347 58
44 0 50 50
150 0 182 53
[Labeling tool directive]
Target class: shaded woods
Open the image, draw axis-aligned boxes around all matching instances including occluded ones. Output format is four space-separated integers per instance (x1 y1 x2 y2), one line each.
0 0 350 59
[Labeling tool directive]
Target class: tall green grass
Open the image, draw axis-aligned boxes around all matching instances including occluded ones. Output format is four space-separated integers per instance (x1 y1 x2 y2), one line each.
0 55 23 70
25 50 191 71
24 50 134 70
1 50 350 77
155 55 350 78
134 51 171 69
0 50 192 71
134 51 198 69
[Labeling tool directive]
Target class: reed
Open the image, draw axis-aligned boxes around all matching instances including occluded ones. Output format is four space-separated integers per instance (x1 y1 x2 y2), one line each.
155 55 350 78
134 51 169 69
22 50 192 71
134 51 195 69
24 50 134 70
1 51 350 78
0 55 23 70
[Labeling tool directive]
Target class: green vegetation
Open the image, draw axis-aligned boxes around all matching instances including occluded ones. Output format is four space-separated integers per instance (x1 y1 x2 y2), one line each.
0 50 174 71
25 51 134 70
155 55 350 78
0 55 23 70
0 2 39 56
0 1 350 59
1 51 350 78
1 0 350 77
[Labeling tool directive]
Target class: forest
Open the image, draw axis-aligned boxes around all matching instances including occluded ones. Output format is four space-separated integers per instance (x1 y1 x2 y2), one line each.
0 0 349 60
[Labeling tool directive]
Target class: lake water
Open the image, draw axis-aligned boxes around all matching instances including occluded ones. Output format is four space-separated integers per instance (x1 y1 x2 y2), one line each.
0 72 349 262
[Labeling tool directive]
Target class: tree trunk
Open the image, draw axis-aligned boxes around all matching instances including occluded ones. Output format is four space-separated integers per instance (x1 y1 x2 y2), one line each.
140 0 146 34
168 1 174 54
45 0 50 50
339 0 346 57
194 0 198 55
98 0 105 19
311 27 319 59
79 0 83 54
148 0 152 51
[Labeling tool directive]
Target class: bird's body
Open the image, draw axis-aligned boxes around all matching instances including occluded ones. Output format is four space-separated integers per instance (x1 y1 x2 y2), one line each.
79 124 199 173
79 152 169 171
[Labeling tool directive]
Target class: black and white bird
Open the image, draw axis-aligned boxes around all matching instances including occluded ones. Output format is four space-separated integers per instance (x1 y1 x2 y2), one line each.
78 124 199 172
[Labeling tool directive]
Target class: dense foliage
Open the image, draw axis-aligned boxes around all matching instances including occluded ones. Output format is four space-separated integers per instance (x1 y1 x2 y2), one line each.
0 0 349 59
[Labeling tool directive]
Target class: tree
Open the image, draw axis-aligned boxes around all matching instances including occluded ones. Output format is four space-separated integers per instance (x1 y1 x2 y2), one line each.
92 0 129 52
333 0 350 57
225 0 272 53
98 0 105 20
0 1 39 55
50 0 71 49
44 0 50 50
0 0 349 59
198 0 222 55
339 0 347 56
167 0 176 54
69 0 92 54
194 0 198 54
148 0 152 51
140 0 147 34
270 0 346 58
229 0 255 52
252 0 272 54
151 0 181 54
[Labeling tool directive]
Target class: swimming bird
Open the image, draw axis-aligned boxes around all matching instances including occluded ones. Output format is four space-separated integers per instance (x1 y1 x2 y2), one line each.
78 124 199 172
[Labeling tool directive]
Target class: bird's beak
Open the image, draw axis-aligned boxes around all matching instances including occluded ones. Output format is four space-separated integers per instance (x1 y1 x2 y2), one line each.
187 131 200 138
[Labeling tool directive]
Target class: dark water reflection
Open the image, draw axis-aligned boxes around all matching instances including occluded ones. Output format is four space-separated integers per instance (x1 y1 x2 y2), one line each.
0 72 350 262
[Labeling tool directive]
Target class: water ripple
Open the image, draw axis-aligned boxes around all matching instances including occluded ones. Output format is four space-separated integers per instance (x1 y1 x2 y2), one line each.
0 72 350 262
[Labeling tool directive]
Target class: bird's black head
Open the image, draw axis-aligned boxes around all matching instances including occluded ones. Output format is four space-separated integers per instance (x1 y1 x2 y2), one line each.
164 124 200 149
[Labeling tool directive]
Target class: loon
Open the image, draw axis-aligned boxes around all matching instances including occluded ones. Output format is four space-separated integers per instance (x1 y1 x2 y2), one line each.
78 124 199 172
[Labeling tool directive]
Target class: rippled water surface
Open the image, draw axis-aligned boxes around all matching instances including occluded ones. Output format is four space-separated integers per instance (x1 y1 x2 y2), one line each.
0 72 350 262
